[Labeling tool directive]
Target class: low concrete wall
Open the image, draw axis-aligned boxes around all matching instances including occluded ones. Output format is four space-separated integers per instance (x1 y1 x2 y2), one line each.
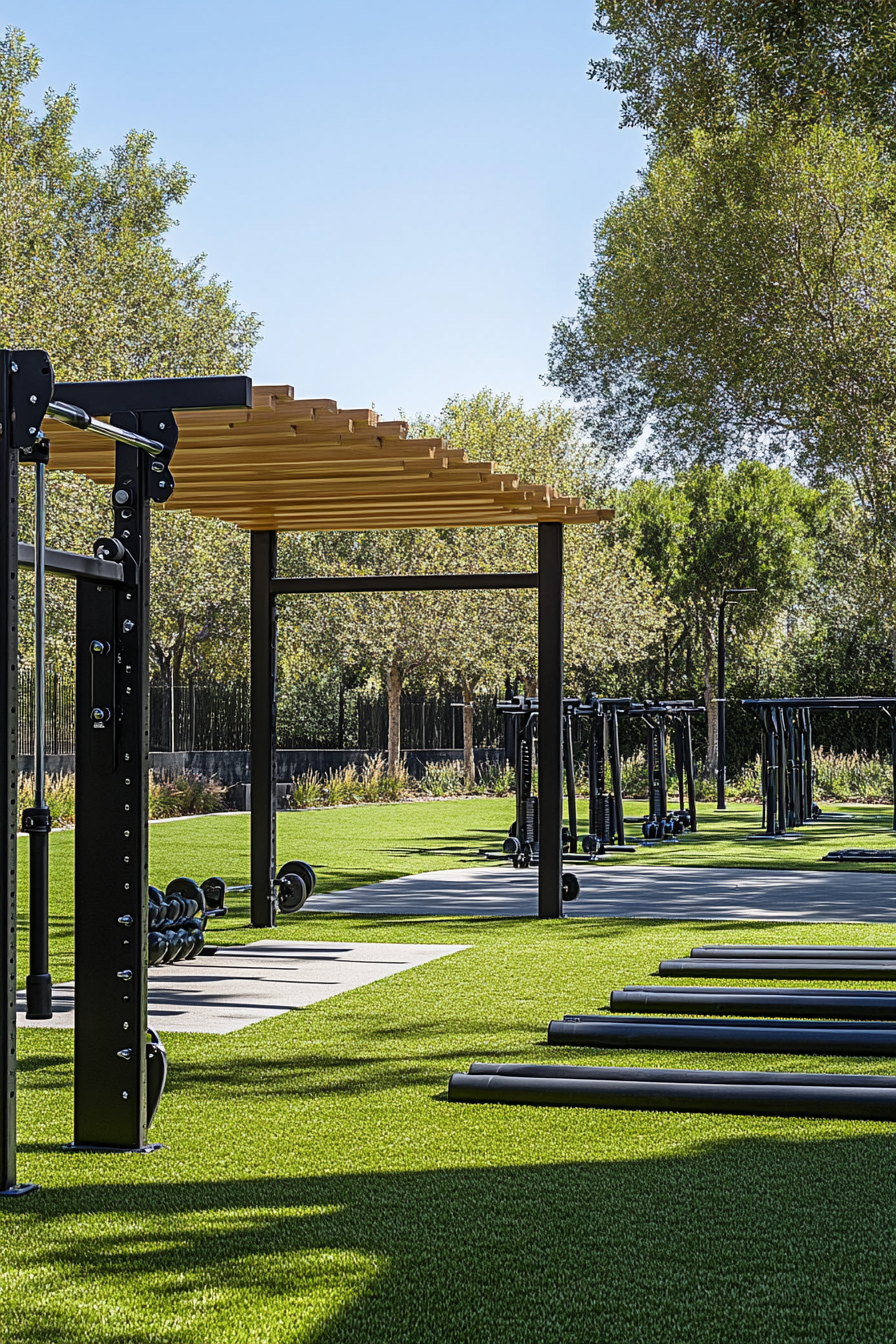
18 747 506 785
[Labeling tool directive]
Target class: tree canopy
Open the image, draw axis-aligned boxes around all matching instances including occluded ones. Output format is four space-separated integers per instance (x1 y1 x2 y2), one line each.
590 0 896 147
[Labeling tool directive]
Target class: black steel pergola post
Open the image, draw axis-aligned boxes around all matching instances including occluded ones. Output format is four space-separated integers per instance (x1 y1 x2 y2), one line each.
1 355 22 1192
250 530 278 928
537 522 564 919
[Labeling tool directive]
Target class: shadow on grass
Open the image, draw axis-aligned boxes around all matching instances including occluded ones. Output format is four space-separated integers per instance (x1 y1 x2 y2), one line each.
3 1137 895 1343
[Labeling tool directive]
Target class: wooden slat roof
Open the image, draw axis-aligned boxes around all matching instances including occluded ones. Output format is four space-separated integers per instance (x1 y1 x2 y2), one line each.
42 385 612 532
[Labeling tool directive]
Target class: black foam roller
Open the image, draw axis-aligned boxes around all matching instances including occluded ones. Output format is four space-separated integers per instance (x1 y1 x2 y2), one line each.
566 1014 896 1030
659 959 896 980
467 1062 896 1087
624 985 896 998
690 945 896 959
447 1072 896 1118
609 990 896 1020
547 1017 896 1055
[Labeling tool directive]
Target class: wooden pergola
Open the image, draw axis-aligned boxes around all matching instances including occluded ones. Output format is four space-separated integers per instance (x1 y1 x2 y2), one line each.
45 381 612 921
46 384 610 532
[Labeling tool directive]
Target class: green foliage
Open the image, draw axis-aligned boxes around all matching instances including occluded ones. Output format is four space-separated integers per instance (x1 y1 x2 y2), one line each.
590 1 896 147
0 28 259 676
148 771 228 819
549 120 896 496
17 771 75 827
0 28 259 378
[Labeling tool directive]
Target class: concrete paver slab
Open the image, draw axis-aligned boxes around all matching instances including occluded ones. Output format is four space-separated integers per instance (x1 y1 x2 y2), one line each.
16 939 470 1035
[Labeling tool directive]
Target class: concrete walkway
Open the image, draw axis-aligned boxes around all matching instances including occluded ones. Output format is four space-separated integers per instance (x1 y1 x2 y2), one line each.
303 864 895 922
16 940 469 1035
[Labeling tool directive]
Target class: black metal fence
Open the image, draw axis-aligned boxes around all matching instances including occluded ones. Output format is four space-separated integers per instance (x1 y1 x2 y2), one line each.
17 672 76 756
17 672 894 762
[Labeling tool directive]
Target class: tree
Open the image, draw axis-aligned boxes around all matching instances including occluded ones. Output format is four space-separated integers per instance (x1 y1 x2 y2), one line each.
616 462 815 775
414 392 668 772
590 1 896 148
0 28 260 677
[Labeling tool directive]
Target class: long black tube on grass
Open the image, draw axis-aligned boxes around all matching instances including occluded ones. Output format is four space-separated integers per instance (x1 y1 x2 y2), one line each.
625 985 896 998
609 990 896 1020
690 945 896 959
659 959 896 979
447 1072 896 1119
547 1017 896 1055
566 1014 896 1029
468 1062 896 1087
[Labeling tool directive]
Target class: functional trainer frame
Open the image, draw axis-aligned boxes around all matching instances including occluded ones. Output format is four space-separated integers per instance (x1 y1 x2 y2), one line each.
1 350 250 1193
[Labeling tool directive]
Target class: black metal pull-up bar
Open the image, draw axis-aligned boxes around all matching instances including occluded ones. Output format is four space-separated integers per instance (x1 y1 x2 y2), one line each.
45 401 166 458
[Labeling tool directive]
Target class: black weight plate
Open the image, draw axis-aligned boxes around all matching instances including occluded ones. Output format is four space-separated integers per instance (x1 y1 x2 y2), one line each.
148 886 164 906
165 895 185 924
277 872 308 914
148 932 167 965
562 872 581 902
201 877 226 910
166 877 204 909
277 860 317 897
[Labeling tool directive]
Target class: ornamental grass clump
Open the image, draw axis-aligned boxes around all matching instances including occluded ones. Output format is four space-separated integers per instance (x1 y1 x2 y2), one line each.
18 772 76 828
148 771 228 819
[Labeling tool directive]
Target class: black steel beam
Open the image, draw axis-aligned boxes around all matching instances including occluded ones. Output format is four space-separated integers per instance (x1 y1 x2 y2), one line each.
690 944 896 959
609 990 896 1019
537 522 564 918
1 355 21 1190
271 572 538 594
53 376 252 417
659 958 896 979
18 542 124 585
250 531 278 928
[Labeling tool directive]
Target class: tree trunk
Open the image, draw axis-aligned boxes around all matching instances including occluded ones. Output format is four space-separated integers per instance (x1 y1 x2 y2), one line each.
387 657 402 776
461 678 475 786
523 673 538 697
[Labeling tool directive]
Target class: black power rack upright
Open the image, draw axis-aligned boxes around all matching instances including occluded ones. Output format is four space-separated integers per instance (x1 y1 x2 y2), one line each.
1 350 250 1195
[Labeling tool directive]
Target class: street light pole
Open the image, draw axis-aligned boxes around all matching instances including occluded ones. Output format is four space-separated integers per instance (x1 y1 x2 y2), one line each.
716 587 757 811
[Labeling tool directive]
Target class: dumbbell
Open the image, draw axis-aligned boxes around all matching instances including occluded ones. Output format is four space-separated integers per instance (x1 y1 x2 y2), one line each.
200 859 317 916
147 879 207 965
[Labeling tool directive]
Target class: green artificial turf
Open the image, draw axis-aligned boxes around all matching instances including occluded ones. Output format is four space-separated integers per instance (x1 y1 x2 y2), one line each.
7 800 896 1341
6 914 896 1344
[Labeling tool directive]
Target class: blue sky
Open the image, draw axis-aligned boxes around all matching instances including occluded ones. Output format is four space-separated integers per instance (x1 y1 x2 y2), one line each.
9 1 645 419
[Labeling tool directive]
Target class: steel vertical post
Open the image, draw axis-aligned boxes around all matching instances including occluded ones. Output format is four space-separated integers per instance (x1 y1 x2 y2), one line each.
0 355 21 1190
250 530 277 928
24 459 52 1020
537 522 564 919
716 599 727 810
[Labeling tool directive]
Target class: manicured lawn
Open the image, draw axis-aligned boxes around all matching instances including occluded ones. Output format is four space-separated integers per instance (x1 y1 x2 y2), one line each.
8 913 896 1344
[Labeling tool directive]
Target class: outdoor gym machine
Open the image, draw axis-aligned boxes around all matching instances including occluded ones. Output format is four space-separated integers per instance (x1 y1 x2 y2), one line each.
626 700 702 841
484 695 581 900
742 697 896 838
569 695 634 854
